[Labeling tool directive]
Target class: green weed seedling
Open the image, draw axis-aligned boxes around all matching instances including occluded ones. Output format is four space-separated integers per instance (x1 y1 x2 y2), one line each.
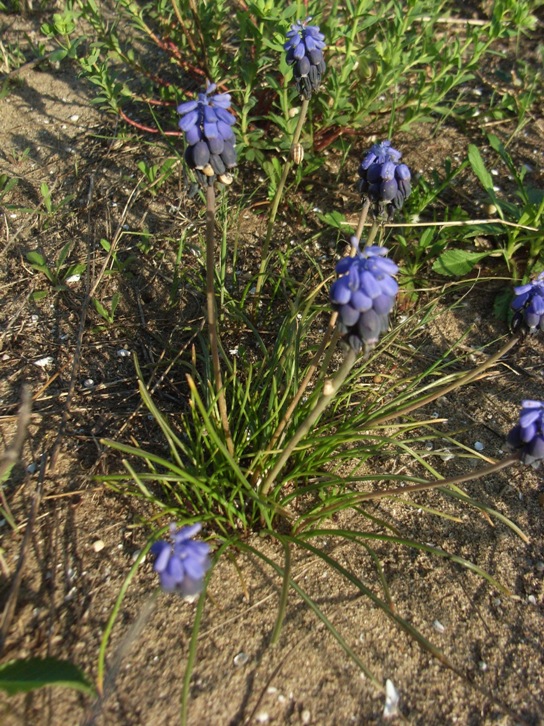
92 292 120 329
137 158 178 197
26 242 86 300
433 134 544 280
0 174 18 203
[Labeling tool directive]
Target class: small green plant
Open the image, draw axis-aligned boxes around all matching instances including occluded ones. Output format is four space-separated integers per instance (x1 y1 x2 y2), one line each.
433 134 544 280
0 173 18 202
26 243 86 299
92 292 121 328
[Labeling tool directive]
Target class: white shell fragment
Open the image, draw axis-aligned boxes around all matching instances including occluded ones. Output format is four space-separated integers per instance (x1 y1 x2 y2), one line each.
34 356 54 367
233 652 249 667
433 620 445 633
383 679 400 719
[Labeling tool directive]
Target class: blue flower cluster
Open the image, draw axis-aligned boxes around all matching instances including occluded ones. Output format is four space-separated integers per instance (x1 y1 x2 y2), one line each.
357 141 412 219
284 18 326 100
177 82 237 187
330 240 399 354
511 272 544 334
151 523 211 597
507 400 544 468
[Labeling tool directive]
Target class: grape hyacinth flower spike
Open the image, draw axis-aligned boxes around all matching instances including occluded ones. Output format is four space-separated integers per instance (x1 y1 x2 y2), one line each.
284 17 327 100
357 140 412 220
507 400 544 468
330 238 399 354
151 523 211 597
177 81 237 187
511 272 544 334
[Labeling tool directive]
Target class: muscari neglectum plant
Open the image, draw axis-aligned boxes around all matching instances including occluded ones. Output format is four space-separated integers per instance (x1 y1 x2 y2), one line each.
88 14 544 725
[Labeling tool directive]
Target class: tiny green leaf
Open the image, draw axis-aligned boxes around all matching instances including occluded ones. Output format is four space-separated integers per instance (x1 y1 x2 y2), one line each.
26 250 46 266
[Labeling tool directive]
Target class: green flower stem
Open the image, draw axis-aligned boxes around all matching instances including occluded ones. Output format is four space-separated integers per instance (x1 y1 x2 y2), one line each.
269 536 291 646
254 98 310 304
260 348 358 498
206 185 234 455
368 334 522 429
354 198 371 243
265 326 342 457
354 454 519 502
256 203 379 481
362 220 380 248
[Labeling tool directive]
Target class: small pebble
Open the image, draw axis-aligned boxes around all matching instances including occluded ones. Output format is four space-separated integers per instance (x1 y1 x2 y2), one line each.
26 462 38 474
527 595 537 605
535 561 544 573
92 540 105 553
83 379 94 388
234 652 249 667
117 348 130 357
474 441 485 451
478 661 488 672
255 713 269 724
301 709 311 724
433 620 445 634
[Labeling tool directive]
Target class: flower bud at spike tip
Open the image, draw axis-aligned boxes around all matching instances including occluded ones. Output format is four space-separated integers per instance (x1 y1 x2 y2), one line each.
507 401 544 469
357 141 412 220
177 80 237 187
330 245 399 355
284 17 327 100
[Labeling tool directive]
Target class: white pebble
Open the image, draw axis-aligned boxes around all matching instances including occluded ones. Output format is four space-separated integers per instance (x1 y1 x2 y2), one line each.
70 114 80 121
92 540 105 553
255 713 269 724
117 348 130 357
83 379 94 388
474 441 485 451
65 274 81 283
433 620 445 633
527 595 537 605
301 709 311 724
478 661 488 671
